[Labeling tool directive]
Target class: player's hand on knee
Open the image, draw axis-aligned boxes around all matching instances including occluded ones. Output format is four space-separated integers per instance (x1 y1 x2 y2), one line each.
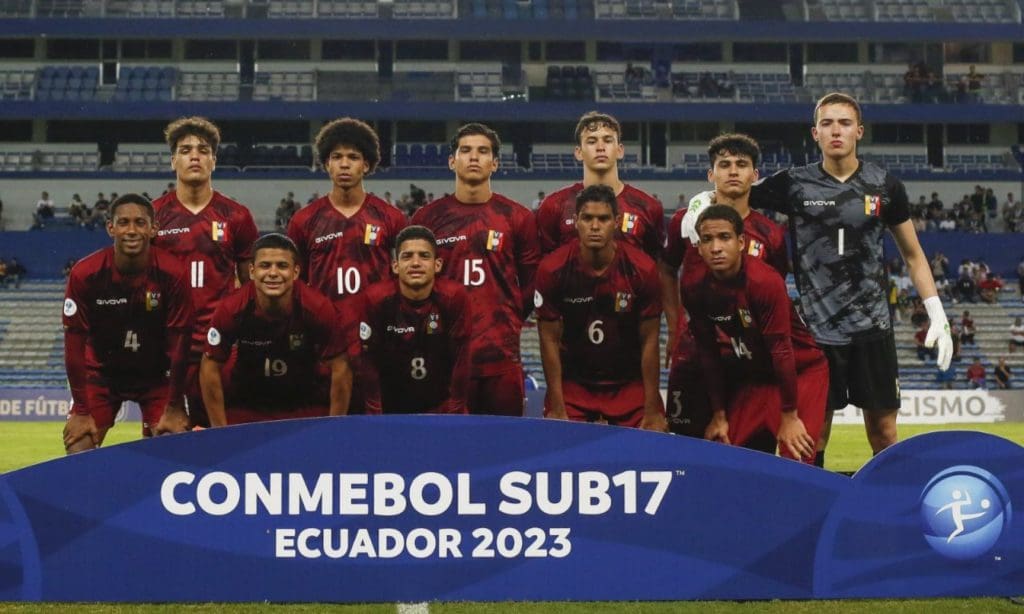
153 402 190 435
704 411 730 444
778 411 815 460
640 411 668 433
63 413 98 453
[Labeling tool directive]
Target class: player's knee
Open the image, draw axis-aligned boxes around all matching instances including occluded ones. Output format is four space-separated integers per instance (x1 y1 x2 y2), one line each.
864 411 898 451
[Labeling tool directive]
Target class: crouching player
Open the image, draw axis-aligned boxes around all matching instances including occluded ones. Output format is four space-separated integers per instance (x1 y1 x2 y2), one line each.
200 234 352 425
683 205 827 462
62 194 194 453
357 225 472 414
535 185 667 430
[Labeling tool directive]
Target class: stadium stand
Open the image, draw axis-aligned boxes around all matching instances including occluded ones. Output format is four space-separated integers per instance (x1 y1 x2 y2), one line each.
0 280 67 389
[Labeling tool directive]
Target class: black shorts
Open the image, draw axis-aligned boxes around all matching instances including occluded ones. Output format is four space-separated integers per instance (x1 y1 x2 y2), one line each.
820 330 900 413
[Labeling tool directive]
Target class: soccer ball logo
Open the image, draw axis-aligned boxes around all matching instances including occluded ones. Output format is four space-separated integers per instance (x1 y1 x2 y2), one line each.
919 465 1011 560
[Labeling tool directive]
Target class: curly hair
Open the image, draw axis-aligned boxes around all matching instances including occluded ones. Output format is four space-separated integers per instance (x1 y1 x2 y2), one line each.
164 117 221 153
314 117 381 172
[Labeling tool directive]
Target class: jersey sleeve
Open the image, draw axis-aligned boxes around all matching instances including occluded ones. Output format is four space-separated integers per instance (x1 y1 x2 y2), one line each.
445 286 472 413
750 169 794 215
286 213 310 281
354 292 382 412
883 174 912 227
681 284 726 415
662 209 687 270
535 196 563 253
204 298 238 362
234 208 260 262
515 208 542 317
643 198 666 260
164 263 195 331
533 257 561 321
62 267 90 332
636 260 663 320
767 222 791 277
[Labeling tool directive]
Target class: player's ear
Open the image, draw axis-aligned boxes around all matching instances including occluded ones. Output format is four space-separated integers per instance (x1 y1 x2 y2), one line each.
573 145 584 162
706 167 714 183
614 141 624 160
106 219 115 238
752 167 760 182
433 258 442 273
855 123 865 141
391 259 399 275
448 155 456 172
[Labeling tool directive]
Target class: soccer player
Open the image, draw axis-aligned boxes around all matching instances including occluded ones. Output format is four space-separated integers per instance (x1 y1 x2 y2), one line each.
287 118 407 413
535 184 667 430
683 205 825 462
153 117 260 428
536 111 664 260
62 194 194 453
661 134 787 441
411 123 540 416
357 225 471 414
683 92 952 463
199 234 352 425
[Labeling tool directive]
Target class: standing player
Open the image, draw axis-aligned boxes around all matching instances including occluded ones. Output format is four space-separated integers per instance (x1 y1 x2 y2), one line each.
661 134 788 442
412 123 540 416
199 234 352 425
683 93 952 463
153 117 260 428
683 205 825 462
357 225 471 414
535 185 666 430
287 118 407 412
536 111 664 260
62 194 194 453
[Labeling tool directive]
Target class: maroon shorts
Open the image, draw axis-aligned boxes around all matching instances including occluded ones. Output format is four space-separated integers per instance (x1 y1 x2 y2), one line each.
78 381 169 436
550 379 647 428
665 354 709 438
468 365 525 417
226 405 329 425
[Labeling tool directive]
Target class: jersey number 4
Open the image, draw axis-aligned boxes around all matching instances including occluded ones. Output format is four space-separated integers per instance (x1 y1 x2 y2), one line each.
123 330 141 352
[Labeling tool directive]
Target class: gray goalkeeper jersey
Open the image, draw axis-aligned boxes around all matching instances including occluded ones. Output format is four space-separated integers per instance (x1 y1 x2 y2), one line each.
751 160 910 345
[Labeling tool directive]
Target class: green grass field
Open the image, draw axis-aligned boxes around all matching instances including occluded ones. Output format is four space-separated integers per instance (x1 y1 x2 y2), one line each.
2 422 1021 612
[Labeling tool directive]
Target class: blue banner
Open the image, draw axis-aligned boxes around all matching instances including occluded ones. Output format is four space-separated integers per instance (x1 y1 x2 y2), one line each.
0 416 1020 602
0 388 140 422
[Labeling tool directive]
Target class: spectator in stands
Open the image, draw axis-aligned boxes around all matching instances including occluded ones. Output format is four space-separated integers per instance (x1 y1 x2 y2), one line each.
978 272 1004 304
383 191 393 206
960 310 976 345
532 191 544 210
68 193 87 226
5 257 24 288
965 211 987 233
94 192 109 212
985 188 998 220
62 258 76 278
927 192 944 218
676 193 687 211
924 71 948 103
409 183 426 209
937 211 956 231
1002 192 1019 231
995 357 1011 389
955 270 977 303
930 251 949 281
1018 256 1024 301
33 191 55 228
966 357 987 389
970 185 985 215
307 192 319 205
936 362 956 390
903 61 926 102
964 65 984 102
915 321 936 361
911 210 927 232
0 258 6 288
1009 316 1024 353
948 317 963 362
162 182 174 196
274 198 292 231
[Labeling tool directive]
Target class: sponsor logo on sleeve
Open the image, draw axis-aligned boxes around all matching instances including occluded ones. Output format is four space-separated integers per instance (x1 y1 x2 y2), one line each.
534 290 543 308
63 298 77 317
359 322 372 340
207 327 221 346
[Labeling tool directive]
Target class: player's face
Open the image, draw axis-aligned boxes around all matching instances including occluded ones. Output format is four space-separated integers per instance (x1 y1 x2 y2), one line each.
708 152 759 200
393 238 441 291
811 103 863 161
251 248 298 299
575 201 617 250
326 144 369 190
170 134 216 186
449 134 498 184
575 125 624 172
697 219 744 277
107 203 155 257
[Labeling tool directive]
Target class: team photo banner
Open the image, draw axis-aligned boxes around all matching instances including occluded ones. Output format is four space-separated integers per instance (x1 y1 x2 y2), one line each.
0 416 1020 602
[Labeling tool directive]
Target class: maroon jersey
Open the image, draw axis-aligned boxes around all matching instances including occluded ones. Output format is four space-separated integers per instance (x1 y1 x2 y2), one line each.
152 190 259 356
535 240 662 386
681 255 822 413
287 194 407 305
204 280 347 412
357 278 471 414
537 182 665 259
63 246 193 387
411 194 540 377
664 206 789 361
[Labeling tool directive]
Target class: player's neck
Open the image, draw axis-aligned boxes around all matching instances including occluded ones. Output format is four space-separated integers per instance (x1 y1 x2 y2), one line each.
715 192 752 218
176 182 213 213
581 242 616 274
582 168 624 195
113 247 150 275
400 281 433 302
256 290 293 318
454 180 492 204
821 153 859 181
330 185 366 215
710 258 743 282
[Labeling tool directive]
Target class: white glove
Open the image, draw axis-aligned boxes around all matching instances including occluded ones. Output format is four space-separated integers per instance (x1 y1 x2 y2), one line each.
923 295 953 371
679 190 715 244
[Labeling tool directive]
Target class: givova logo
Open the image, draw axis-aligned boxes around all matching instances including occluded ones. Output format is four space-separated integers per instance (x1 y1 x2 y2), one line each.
919 465 1011 560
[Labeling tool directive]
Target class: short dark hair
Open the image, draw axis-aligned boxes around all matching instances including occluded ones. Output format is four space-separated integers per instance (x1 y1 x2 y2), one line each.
252 233 300 261
575 184 618 216
574 111 621 145
109 193 154 221
314 117 381 172
696 204 744 237
707 133 760 168
164 116 221 153
450 123 501 157
813 92 862 124
395 225 438 256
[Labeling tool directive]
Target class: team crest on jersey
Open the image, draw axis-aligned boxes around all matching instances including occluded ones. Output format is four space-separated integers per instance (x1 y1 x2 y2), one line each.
426 311 441 334
621 213 639 234
614 292 633 312
144 291 160 311
63 298 77 317
738 308 753 328
486 230 504 252
364 224 381 246
747 240 764 258
864 195 882 217
211 221 227 242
